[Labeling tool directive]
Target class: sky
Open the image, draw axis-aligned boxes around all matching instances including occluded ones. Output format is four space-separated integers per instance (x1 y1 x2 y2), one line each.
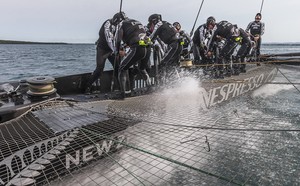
1 0 300 43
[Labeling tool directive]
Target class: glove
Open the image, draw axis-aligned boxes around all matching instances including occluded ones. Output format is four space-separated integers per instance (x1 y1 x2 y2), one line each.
200 42 206 48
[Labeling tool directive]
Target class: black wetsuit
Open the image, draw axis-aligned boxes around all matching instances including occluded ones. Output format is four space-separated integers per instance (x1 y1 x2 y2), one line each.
208 21 249 76
192 24 212 64
115 18 151 95
236 28 251 59
178 30 191 59
150 21 182 66
208 21 238 61
236 28 251 72
87 19 117 89
246 21 265 55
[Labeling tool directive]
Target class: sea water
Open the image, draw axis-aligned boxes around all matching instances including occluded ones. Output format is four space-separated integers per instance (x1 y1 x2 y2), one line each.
1 43 300 83
0 44 96 83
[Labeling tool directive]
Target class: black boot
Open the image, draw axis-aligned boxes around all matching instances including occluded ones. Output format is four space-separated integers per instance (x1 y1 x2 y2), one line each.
84 76 93 94
117 70 128 99
84 87 91 94
240 64 246 73
233 67 240 76
214 69 224 79
113 92 125 99
224 66 232 77
233 58 241 75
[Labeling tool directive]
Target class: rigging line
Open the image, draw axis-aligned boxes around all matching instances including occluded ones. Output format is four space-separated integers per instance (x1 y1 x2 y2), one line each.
201 80 300 85
79 128 146 186
67 103 300 133
59 99 299 133
140 120 300 132
81 128 243 186
190 0 205 37
266 60 300 63
260 0 265 14
119 0 123 12
0 97 60 126
111 55 119 93
265 82 300 85
192 60 300 67
277 66 300 94
112 2 124 92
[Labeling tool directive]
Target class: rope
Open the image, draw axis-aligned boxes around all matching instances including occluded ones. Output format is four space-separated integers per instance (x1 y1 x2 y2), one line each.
64 100 300 133
190 60 300 68
260 0 265 13
190 0 205 37
140 120 300 132
80 127 146 186
0 97 60 126
81 127 243 186
277 66 300 94
265 82 300 85
73 99 300 132
55 103 250 184
119 0 123 12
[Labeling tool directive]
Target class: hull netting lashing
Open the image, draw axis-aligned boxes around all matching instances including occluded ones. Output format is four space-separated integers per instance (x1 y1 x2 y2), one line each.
50 77 300 186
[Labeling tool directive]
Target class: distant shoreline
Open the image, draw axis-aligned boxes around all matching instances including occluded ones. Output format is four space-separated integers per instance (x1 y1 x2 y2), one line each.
0 40 68 45
0 39 299 45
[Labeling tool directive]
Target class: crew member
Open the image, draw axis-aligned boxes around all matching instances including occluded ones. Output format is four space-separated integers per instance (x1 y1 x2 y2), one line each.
207 21 242 78
246 13 265 56
113 12 152 99
173 22 191 59
192 16 216 65
85 16 118 94
235 28 251 73
148 14 182 67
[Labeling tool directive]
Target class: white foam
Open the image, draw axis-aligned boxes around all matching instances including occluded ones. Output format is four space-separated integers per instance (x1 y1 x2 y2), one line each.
252 84 293 98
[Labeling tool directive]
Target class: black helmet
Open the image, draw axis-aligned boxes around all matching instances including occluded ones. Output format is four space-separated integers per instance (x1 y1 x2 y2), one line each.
173 22 181 30
255 13 262 21
256 13 262 18
148 14 162 24
231 27 240 37
206 16 216 26
112 11 127 25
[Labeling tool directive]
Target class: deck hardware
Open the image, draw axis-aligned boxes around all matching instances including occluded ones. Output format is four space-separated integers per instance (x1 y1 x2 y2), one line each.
204 135 210 152
233 109 239 118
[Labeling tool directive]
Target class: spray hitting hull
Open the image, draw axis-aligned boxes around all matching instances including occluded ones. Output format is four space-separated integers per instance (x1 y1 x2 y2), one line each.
0 64 279 185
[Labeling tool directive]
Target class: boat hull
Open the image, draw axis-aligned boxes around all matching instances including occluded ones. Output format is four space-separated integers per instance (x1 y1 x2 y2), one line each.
0 64 278 185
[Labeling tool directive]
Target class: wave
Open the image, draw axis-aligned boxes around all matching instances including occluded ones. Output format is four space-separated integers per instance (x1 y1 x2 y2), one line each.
263 43 300 46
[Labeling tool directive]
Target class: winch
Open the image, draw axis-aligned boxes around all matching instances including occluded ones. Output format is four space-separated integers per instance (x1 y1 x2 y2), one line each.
26 76 57 98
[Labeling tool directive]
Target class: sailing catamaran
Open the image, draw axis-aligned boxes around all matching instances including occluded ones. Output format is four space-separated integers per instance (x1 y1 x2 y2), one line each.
1 0 300 184
0 55 286 186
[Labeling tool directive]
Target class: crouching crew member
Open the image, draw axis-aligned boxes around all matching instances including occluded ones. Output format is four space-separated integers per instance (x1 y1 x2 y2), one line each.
173 22 191 59
235 28 251 73
148 14 183 68
207 21 243 78
113 12 152 99
192 16 216 65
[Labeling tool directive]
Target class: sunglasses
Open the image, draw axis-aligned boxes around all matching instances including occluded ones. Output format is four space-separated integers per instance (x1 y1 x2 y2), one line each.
255 17 261 20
